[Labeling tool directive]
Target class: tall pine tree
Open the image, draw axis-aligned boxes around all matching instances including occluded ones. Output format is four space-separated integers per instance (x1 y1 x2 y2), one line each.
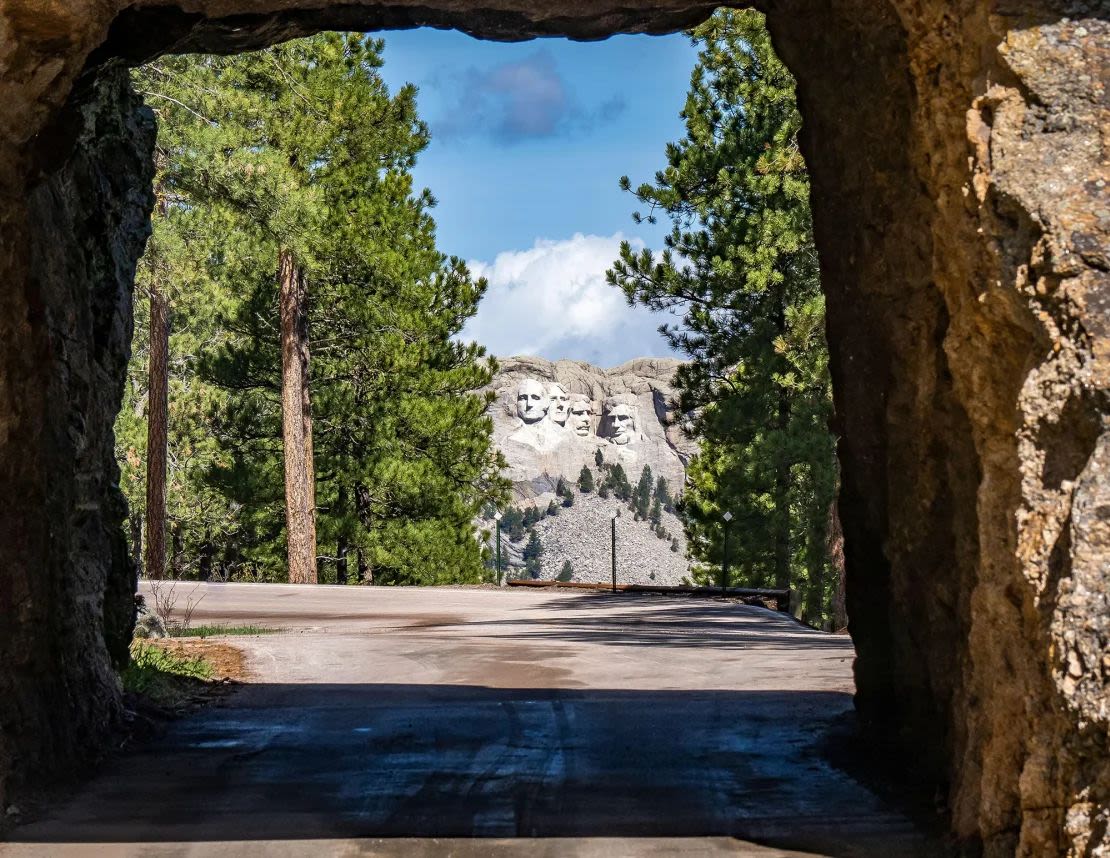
607 10 837 623
120 34 508 584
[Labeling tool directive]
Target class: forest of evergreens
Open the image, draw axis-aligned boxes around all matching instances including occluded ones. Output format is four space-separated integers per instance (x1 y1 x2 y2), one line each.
608 10 842 627
117 11 842 626
117 34 508 586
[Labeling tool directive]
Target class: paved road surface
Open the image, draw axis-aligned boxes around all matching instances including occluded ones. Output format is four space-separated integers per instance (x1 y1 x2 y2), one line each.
3 584 936 857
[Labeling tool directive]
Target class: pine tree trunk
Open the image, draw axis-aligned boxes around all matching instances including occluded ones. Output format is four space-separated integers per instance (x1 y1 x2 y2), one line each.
279 249 317 584
773 443 791 590
144 286 169 581
357 548 373 585
129 511 142 574
336 538 348 586
803 504 827 626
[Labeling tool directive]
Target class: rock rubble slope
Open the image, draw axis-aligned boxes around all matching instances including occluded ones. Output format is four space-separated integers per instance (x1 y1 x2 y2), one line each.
483 356 693 585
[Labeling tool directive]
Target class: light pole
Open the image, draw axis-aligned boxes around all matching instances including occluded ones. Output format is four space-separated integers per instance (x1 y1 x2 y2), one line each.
610 508 620 593
493 510 503 586
721 511 733 595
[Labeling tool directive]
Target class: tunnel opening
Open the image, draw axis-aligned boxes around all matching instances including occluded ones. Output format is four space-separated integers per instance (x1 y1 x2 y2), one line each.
0 1 1106 855
67 20 883 848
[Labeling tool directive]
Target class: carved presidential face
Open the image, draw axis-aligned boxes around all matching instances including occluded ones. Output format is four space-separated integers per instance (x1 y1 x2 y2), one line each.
608 403 637 445
568 396 593 437
515 379 550 424
547 383 570 426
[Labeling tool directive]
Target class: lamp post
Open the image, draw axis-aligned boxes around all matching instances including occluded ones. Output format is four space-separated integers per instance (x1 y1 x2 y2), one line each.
493 510 503 586
610 508 620 593
721 511 733 595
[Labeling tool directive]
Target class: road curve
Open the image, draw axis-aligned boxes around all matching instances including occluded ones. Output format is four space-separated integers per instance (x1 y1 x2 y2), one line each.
3 584 935 857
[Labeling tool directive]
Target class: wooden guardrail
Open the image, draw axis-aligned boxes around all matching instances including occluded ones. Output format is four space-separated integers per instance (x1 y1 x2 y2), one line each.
506 578 791 613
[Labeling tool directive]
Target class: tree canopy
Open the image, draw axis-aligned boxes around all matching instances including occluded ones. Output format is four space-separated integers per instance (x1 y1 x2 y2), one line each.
118 34 507 585
608 10 838 624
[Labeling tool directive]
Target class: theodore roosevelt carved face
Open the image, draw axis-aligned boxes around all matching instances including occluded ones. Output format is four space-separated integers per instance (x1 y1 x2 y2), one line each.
547 383 570 426
516 379 550 424
568 395 593 437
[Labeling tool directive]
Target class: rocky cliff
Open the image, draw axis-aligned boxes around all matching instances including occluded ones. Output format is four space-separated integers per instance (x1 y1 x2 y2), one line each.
486 356 695 494
483 356 694 585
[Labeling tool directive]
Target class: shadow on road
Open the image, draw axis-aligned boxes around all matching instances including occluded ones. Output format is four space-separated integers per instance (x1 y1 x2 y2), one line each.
460 593 851 650
10 683 942 857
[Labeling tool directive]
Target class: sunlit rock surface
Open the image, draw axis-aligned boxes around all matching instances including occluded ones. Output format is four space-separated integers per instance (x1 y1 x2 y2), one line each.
486 356 694 493
482 356 694 585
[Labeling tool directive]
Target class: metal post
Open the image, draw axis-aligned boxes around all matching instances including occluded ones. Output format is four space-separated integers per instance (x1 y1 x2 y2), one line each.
611 515 617 593
721 511 733 595
722 522 729 594
493 510 503 586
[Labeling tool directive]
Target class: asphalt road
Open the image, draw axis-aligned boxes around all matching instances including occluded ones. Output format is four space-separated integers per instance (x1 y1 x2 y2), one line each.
3 584 937 857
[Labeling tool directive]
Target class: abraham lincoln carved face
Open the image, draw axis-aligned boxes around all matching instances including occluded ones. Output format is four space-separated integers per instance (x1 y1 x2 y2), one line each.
607 403 637 445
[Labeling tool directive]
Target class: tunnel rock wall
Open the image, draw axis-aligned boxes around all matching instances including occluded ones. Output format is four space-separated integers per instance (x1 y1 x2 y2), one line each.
0 67 152 806
0 0 1107 853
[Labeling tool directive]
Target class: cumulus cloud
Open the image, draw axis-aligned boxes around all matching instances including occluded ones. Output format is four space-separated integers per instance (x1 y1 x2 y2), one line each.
461 233 678 367
431 50 626 144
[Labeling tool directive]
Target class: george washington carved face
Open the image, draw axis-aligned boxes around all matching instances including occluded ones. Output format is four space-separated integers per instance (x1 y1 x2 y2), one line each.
515 379 550 424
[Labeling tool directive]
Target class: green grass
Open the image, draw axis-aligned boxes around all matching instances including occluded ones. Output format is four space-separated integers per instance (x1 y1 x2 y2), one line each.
172 624 279 638
122 642 213 707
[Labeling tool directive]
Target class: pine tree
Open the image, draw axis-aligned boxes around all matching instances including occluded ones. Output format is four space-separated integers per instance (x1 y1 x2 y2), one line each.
594 448 604 467
144 283 170 580
578 465 594 493
523 530 544 578
500 507 525 542
604 463 632 501
607 9 836 622
557 560 574 582
123 35 508 584
654 476 673 512
635 465 653 519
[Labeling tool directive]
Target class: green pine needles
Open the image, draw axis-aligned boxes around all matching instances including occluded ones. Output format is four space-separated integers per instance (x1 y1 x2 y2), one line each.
608 10 839 625
118 34 509 585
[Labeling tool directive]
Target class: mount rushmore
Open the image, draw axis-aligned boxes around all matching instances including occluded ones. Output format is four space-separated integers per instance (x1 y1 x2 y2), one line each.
486 356 694 495
482 357 696 585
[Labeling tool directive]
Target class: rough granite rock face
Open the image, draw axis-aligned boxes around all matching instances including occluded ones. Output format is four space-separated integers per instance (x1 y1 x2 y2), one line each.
0 68 151 805
498 491 690 587
0 1 1106 853
485 356 694 494
483 356 692 585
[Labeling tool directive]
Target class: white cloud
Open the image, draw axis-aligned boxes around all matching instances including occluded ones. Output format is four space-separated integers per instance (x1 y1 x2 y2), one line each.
461 232 678 368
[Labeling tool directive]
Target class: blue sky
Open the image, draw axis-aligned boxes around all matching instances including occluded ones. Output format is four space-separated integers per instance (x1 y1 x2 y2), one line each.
376 29 698 366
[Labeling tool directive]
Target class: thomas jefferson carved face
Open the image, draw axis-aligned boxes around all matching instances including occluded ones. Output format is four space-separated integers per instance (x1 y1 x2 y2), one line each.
568 396 593 437
516 379 550 424
547 383 570 426
607 403 637 445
